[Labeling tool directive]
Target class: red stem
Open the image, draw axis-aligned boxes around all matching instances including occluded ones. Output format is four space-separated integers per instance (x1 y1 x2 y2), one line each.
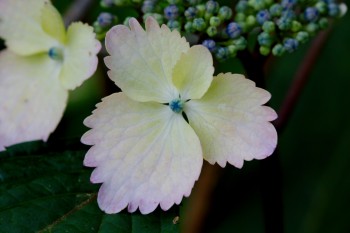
274 28 332 132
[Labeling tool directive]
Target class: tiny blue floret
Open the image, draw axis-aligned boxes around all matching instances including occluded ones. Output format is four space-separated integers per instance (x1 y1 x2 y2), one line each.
48 47 64 61
328 3 340 17
205 1 220 14
202 39 216 52
142 0 156 13
256 10 270 25
235 0 249 13
184 7 198 20
258 32 274 47
283 38 299 53
170 98 184 113
281 0 297 9
304 7 319 22
215 47 230 60
270 3 283 17
97 12 114 28
226 22 242 39
164 5 179 20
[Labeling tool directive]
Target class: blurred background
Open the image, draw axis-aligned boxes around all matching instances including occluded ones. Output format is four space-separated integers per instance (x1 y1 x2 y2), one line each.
2 0 349 232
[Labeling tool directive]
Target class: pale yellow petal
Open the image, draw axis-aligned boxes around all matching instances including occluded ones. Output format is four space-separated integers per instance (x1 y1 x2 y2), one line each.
82 93 202 214
104 17 189 103
172 45 214 100
59 22 101 90
0 0 58 55
40 0 66 44
0 50 68 150
185 73 277 168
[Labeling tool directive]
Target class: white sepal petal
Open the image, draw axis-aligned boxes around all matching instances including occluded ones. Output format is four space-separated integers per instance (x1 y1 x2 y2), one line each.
104 17 189 103
0 50 68 150
82 93 202 214
59 22 101 90
0 0 58 55
172 45 214 100
185 73 277 168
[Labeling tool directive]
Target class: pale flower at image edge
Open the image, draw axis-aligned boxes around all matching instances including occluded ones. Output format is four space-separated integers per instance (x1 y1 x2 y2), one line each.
82 17 278 214
0 0 101 150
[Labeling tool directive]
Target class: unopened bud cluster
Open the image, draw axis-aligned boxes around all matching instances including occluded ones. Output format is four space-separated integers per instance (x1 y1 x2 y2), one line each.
97 0 347 60
93 11 119 39
235 0 347 56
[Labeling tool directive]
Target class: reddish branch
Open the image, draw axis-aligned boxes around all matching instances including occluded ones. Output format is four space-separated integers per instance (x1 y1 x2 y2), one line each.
63 0 95 26
183 27 333 233
274 27 332 132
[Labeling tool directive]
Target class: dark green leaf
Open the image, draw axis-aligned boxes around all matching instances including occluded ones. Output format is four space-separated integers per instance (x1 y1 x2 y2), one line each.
0 141 179 233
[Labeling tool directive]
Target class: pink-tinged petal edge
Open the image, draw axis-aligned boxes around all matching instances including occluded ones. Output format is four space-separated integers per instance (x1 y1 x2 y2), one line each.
185 73 277 168
0 50 68 151
81 93 203 214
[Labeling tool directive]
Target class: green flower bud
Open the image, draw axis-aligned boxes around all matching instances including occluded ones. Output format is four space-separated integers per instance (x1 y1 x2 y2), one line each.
291 20 302 32
184 21 196 33
318 17 329 29
218 6 233 20
204 12 213 20
305 22 319 35
235 12 246 22
207 26 218 36
210 16 221 26
228 45 238 56
258 31 274 47
315 1 328 14
196 4 206 17
205 1 219 14
193 18 207 31
233 36 247 50
248 0 266 11
277 17 292 30
93 21 104 34
272 44 285 56
167 20 181 31
215 46 230 61
260 46 270 56
296 31 309 43
269 3 282 17
246 15 257 27
262 21 275 33
236 0 249 13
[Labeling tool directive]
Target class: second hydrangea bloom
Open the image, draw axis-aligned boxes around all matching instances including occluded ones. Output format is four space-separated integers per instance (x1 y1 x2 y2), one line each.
0 0 100 150
82 17 277 214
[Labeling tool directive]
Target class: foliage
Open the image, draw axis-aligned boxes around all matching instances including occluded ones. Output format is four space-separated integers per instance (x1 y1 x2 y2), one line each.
0 142 179 233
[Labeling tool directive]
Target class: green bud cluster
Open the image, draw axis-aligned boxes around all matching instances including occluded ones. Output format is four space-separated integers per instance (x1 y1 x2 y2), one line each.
93 12 119 40
96 0 347 61
233 0 347 57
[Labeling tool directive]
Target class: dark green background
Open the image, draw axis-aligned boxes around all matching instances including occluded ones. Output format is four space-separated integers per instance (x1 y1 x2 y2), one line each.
1 0 349 232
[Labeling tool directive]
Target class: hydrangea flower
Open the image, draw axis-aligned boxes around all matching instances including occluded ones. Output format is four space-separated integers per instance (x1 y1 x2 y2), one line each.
82 17 277 214
0 0 101 150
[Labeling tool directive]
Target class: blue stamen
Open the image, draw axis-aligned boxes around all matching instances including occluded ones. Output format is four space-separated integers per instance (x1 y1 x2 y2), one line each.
48 47 64 61
169 98 184 113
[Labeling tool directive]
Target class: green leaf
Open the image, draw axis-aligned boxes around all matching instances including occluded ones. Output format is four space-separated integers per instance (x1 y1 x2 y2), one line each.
0 141 180 233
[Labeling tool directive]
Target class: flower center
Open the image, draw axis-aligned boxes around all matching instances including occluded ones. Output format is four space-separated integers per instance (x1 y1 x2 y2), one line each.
48 47 64 61
169 98 184 113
